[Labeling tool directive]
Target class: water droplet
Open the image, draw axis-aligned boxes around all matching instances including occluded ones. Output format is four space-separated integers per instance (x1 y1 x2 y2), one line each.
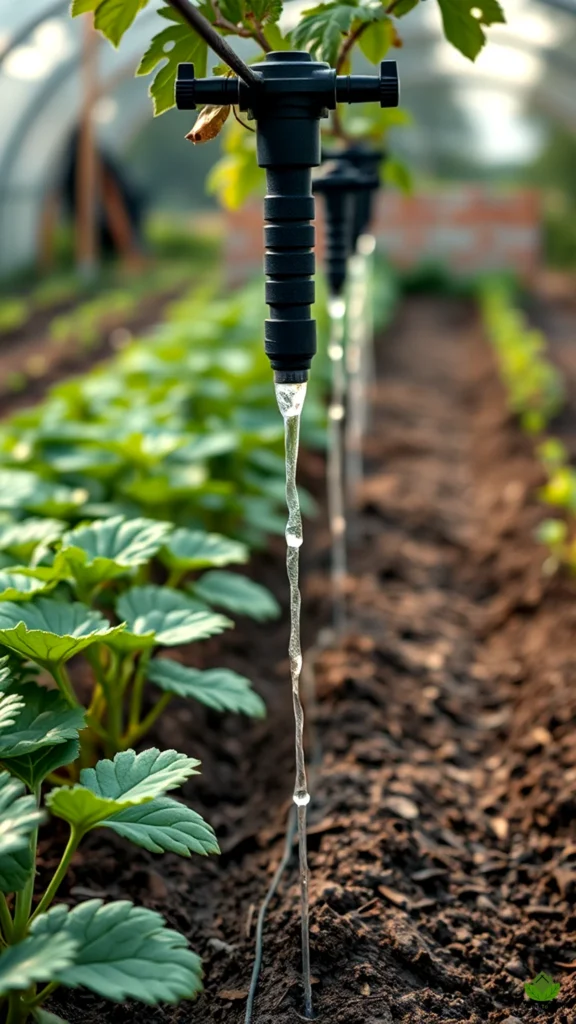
294 790 311 807
286 532 303 548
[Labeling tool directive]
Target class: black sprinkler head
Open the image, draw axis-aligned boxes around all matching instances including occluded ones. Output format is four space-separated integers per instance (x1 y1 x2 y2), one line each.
313 161 373 296
177 54 399 380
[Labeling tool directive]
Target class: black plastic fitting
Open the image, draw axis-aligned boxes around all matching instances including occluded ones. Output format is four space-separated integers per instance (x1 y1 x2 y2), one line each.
313 162 372 296
177 52 399 381
342 146 385 249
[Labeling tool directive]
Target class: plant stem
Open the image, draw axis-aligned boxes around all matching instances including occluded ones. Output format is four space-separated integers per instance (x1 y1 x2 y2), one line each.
31 827 82 924
166 568 184 589
124 693 172 748
128 650 152 731
13 786 41 941
0 894 13 944
25 981 59 1010
6 992 24 1024
51 664 80 708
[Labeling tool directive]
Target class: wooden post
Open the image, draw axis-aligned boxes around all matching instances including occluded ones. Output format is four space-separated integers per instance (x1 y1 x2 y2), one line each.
75 13 99 277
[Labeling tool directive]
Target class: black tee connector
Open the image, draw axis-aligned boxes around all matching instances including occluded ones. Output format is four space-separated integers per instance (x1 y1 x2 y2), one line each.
313 161 373 297
176 52 399 382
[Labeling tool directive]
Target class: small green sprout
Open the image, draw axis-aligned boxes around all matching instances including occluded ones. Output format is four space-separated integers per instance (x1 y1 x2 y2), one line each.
524 971 561 1002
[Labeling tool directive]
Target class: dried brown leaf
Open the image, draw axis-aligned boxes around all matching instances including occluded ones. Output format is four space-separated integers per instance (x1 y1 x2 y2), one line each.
186 105 230 144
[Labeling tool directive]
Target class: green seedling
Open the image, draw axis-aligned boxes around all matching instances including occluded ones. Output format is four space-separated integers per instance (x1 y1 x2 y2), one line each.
524 972 561 1002
0 669 218 1023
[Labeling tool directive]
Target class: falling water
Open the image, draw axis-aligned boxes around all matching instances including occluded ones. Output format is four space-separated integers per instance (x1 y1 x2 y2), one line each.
346 235 376 510
327 295 347 635
274 379 313 1020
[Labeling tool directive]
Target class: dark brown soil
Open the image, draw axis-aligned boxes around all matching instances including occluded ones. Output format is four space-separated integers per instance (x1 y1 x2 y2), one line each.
46 295 576 1023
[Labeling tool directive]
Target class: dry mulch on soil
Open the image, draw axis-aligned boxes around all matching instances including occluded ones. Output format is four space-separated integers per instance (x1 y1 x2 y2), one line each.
50 295 576 1023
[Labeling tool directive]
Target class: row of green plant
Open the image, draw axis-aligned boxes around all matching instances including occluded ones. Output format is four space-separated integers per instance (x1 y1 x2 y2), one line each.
480 282 576 576
0 227 219 343
481 282 565 435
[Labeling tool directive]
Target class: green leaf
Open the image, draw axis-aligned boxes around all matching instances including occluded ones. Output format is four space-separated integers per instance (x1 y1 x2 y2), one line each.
0 691 25 735
94 0 150 48
71 0 99 13
148 661 266 717
293 1 383 64
59 516 172 587
33 1010 71 1024
46 786 152 833
161 528 248 572
383 156 413 194
6 737 80 792
114 585 232 649
137 15 208 116
249 0 282 24
0 598 125 670
0 518 65 565
52 899 203 1003
0 772 44 893
0 571 53 602
358 17 393 63
0 682 85 758
80 747 201 803
393 0 419 14
102 796 219 856
191 571 280 621
436 0 505 61
0 907 77 995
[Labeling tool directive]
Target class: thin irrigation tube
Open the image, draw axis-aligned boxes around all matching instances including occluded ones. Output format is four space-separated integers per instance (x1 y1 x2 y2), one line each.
345 252 368 512
327 295 348 637
357 235 377 437
165 0 261 89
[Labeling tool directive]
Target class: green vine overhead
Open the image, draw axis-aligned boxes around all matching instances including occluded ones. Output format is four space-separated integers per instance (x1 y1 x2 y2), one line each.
70 0 505 206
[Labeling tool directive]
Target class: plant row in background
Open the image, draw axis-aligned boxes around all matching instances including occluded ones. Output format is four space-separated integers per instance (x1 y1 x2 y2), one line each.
480 281 576 575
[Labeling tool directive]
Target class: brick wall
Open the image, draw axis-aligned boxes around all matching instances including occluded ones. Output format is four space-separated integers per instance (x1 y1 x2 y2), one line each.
225 186 542 285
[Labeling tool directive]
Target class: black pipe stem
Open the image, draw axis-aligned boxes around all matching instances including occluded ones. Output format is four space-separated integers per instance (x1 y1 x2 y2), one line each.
165 0 261 90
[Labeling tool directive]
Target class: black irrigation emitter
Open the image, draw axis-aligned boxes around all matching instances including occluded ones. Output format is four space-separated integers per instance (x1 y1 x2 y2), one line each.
177 52 399 383
313 159 374 297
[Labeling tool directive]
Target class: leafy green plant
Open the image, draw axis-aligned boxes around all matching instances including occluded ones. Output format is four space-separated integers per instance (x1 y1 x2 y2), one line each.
0 671 217 1023
481 283 565 435
0 515 271 766
0 301 28 337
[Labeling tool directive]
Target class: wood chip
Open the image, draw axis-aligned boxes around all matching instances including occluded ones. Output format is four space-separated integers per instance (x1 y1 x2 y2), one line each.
384 796 419 820
378 885 410 908
217 989 249 1001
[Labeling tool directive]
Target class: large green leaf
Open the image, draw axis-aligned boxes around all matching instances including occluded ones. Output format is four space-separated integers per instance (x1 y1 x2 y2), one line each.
0 518 65 565
95 0 150 47
161 529 248 572
0 598 125 669
0 772 44 893
46 786 152 833
0 683 85 758
113 586 232 649
293 1 383 64
437 0 505 61
0 908 77 995
52 899 203 1003
137 8 208 116
191 570 280 621
0 571 54 602
6 738 80 792
80 747 200 803
59 516 172 588
102 796 219 856
148 661 266 718
358 17 393 63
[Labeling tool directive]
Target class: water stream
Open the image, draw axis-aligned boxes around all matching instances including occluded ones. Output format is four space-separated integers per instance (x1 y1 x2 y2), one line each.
327 296 347 635
346 235 376 511
274 379 313 1020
